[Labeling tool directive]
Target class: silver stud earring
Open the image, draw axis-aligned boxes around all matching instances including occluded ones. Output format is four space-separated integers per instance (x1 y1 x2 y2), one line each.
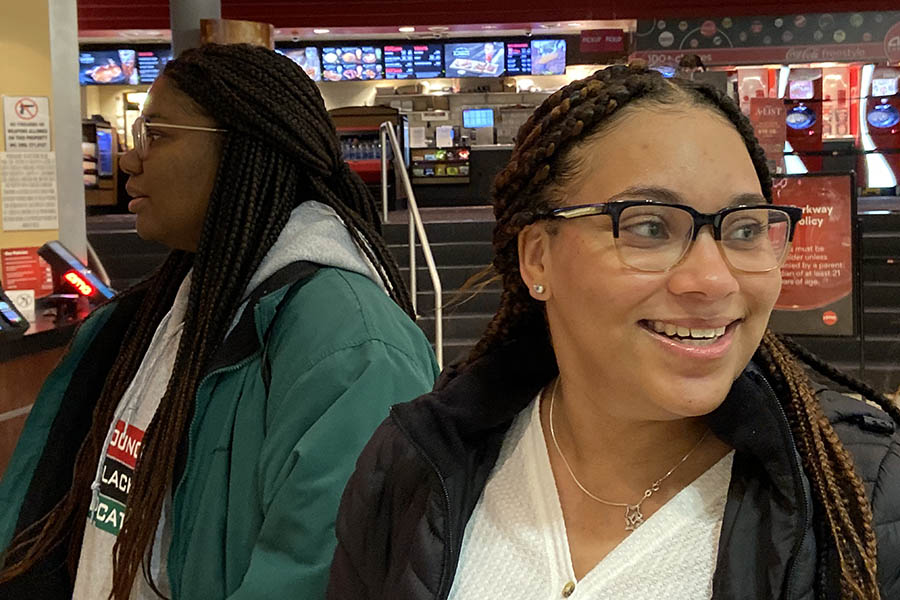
533 284 545 295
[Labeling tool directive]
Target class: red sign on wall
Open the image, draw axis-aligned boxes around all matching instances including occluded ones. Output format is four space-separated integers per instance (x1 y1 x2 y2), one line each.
580 29 626 53
770 174 855 336
1 247 53 295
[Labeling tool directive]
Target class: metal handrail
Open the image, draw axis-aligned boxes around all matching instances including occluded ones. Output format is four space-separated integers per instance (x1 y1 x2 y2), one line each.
380 121 443 368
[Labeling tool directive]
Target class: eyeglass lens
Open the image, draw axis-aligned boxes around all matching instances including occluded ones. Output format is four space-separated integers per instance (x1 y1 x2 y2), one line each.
614 205 792 272
132 116 146 159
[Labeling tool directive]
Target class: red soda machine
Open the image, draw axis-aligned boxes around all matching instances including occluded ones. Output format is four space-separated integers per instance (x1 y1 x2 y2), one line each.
861 65 900 190
784 68 824 173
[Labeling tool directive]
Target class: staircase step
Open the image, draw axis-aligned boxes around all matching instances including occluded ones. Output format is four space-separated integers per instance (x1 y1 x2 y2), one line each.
862 260 900 283
383 221 493 245
859 211 900 234
864 308 900 335
417 313 493 342
389 241 493 268
863 281 900 307
789 335 900 364
861 232 900 258
401 265 492 291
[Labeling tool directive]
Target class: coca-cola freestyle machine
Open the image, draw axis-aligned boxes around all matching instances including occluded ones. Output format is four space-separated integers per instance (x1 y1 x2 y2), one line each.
784 68 824 172
864 66 900 188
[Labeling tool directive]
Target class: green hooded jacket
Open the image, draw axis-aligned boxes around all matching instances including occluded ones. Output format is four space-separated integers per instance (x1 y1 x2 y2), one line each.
0 265 438 598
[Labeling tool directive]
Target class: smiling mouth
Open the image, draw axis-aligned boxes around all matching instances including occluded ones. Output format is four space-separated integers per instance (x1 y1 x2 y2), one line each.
639 319 741 346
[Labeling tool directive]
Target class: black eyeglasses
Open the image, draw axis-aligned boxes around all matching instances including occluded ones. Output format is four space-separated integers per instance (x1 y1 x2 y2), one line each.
538 201 804 273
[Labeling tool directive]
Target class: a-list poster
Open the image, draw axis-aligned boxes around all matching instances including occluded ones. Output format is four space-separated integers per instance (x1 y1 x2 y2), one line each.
770 174 855 336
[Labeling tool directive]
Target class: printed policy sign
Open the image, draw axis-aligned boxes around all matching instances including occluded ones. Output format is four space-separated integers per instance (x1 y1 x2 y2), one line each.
749 98 786 174
0 151 59 231
769 174 855 336
3 96 51 152
1 247 53 295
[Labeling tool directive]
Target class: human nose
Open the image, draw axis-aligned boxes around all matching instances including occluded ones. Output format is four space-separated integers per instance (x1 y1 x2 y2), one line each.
666 227 740 299
118 148 142 176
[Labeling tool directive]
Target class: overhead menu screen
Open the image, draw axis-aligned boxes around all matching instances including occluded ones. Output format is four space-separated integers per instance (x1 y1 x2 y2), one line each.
505 43 531 76
279 47 322 81
79 50 137 85
136 50 172 84
384 44 443 79
322 46 383 81
530 39 566 75
444 42 504 78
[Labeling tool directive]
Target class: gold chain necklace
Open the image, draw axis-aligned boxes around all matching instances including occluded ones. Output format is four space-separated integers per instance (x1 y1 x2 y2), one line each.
548 379 710 531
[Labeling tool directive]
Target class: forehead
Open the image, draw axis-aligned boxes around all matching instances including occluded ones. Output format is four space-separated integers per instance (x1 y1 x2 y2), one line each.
564 106 762 212
142 76 201 120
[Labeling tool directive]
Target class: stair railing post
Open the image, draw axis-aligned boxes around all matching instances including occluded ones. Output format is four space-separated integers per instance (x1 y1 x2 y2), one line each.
380 121 443 368
380 127 389 224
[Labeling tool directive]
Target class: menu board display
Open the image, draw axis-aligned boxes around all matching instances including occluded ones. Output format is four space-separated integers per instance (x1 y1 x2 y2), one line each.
872 77 899 97
384 44 443 79
789 80 815 100
444 42 504 78
136 50 171 84
322 46 383 81
279 47 322 82
80 50 138 85
505 43 531 76
530 39 566 75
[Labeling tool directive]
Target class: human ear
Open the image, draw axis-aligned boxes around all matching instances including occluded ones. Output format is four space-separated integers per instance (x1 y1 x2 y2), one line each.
518 222 552 300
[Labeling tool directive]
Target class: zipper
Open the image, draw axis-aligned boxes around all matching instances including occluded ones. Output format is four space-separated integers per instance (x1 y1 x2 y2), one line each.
753 371 811 600
390 406 456 600
169 351 258 591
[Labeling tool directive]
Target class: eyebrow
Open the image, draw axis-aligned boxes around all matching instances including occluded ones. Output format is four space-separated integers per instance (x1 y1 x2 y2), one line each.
609 186 768 207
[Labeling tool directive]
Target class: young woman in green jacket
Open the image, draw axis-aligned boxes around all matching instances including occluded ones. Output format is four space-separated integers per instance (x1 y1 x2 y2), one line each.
0 44 438 599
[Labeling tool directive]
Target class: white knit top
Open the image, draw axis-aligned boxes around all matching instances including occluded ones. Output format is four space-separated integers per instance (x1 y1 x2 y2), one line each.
447 395 735 600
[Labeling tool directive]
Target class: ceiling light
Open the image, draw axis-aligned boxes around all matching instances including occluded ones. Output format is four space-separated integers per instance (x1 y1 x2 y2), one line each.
568 23 582 27
399 26 415 33
313 28 330 34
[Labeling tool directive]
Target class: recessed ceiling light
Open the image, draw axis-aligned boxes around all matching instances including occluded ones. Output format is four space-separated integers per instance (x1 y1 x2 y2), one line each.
428 26 449 32
399 26 415 33
483 25 497 30
568 23 582 27
313 28 330 34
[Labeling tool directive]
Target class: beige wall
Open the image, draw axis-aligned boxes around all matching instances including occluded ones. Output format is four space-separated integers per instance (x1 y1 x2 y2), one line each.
0 0 60 253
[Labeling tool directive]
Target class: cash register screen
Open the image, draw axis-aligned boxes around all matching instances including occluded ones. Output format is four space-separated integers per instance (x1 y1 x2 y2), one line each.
463 108 494 129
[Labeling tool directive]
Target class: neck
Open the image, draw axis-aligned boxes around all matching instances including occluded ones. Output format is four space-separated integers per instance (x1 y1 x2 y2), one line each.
542 376 718 501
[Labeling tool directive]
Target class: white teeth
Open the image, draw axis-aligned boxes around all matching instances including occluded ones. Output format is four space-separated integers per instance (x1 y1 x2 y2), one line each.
647 321 730 340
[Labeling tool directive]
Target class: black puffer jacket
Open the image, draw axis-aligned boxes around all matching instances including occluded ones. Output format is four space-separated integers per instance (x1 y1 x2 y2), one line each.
328 339 900 600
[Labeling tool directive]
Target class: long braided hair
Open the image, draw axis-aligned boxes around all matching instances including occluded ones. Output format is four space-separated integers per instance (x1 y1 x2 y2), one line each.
0 43 411 598
470 64 898 599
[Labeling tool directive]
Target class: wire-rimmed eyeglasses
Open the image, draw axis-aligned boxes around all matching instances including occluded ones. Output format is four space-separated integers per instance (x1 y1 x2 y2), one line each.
131 114 227 160
537 201 804 273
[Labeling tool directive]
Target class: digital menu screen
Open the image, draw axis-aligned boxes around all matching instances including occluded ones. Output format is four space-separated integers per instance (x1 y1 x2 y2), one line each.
505 43 531 76
279 47 322 82
530 39 566 75
321 46 383 81
96 129 114 177
444 42 504 78
384 44 443 79
872 78 899 97
136 50 171 84
789 80 815 100
79 50 139 85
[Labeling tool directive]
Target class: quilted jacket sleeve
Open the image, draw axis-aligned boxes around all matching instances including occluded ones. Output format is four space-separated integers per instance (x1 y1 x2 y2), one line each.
326 418 404 600
871 430 900 598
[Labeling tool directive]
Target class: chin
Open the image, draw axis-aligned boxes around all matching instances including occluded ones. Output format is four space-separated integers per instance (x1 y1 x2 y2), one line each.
650 376 735 419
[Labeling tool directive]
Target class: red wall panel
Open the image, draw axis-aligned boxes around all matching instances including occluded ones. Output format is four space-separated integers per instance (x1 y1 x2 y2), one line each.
77 0 900 31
